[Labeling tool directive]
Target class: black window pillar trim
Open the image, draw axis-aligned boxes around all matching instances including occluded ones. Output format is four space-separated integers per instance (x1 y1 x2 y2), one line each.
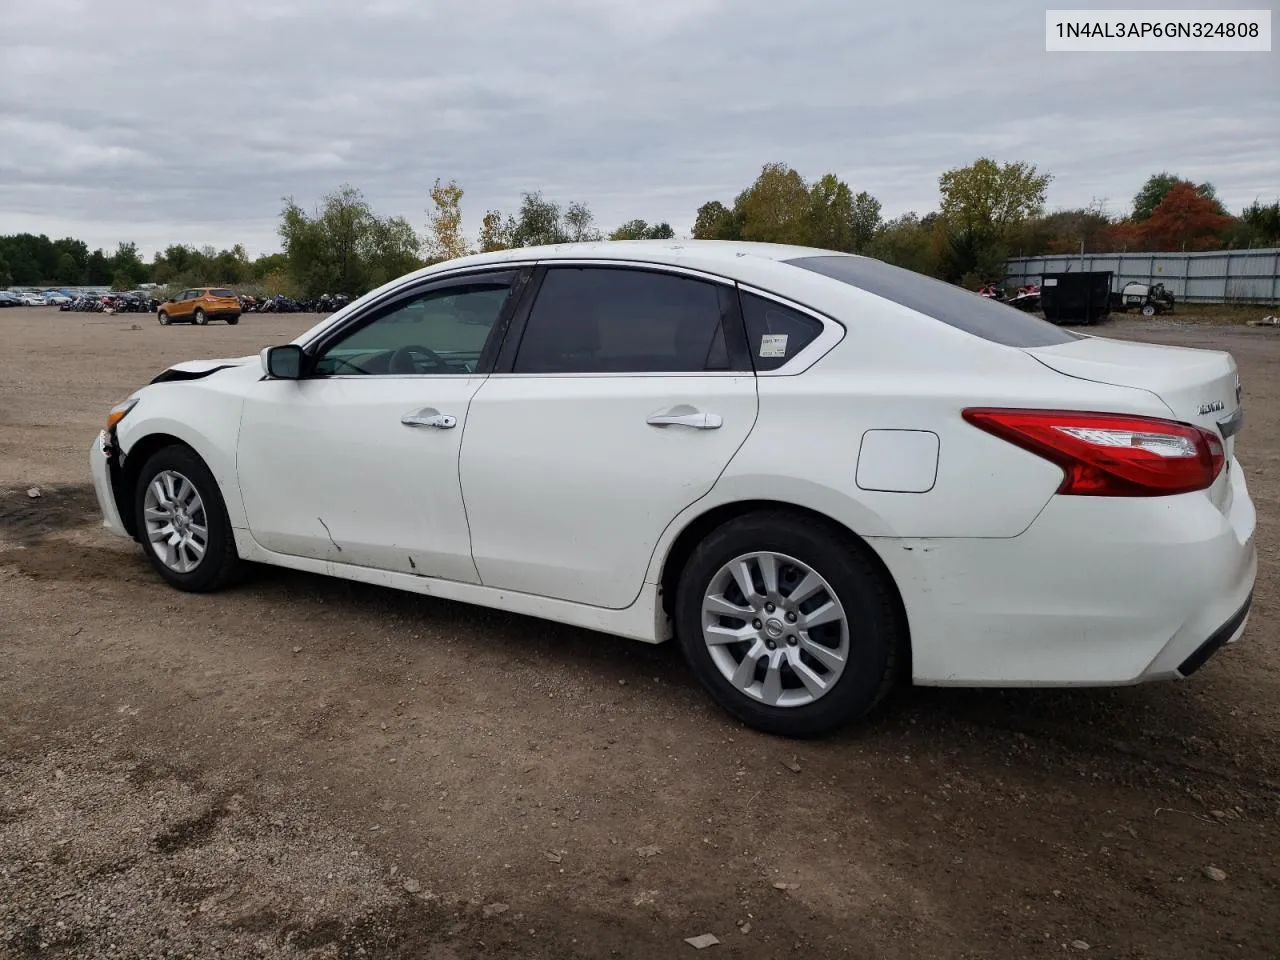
493 265 548 374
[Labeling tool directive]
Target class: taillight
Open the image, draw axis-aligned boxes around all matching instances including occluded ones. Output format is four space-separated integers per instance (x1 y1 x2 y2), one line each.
962 408 1225 496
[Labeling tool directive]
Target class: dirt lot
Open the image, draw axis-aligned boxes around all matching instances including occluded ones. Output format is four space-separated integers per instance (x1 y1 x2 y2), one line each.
1 306 1277 960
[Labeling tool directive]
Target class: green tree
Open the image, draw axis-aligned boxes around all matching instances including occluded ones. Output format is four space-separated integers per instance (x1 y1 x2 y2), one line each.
733 163 811 244
279 184 421 297
55 252 81 285
937 158 1052 282
425 178 469 263
805 176 882 253
869 213 941 277
609 219 675 240
805 174 857 251
0 252 11 287
1226 200 1280 247
252 252 289 278
850 191 882 254
510 191 568 247
280 185 371 295
85 249 112 285
109 241 149 287
53 238 87 281
938 158 1052 236
691 201 740 240
564 201 601 242
363 215 422 287
478 210 515 252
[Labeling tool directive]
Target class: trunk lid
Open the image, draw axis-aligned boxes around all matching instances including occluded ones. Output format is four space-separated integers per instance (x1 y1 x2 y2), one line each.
1026 335 1242 508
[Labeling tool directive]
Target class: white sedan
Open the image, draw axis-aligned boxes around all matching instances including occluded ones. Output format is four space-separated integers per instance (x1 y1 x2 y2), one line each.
89 241 1257 737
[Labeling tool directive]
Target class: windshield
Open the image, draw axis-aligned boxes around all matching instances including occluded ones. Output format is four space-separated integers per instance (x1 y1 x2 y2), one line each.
786 254 1077 348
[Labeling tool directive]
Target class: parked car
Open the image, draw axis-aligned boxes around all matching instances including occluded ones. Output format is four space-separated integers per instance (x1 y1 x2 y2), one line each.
0 291 22 308
89 241 1256 737
43 292 72 306
157 288 241 325
19 292 47 306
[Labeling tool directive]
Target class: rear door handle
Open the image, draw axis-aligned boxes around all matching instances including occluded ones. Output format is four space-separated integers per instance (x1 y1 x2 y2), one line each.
401 408 457 429
646 412 722 430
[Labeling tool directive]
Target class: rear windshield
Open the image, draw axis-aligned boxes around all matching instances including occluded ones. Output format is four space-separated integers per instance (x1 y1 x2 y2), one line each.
210 288 236 298
786 254 1077 348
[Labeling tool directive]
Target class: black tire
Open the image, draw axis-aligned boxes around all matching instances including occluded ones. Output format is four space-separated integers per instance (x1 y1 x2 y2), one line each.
133 445 243 592
193 308 207 325
157 311 169 325
225 315 240 325
674 511 902 738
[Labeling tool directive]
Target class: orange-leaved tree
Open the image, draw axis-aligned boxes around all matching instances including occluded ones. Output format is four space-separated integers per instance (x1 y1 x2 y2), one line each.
1137 182 1234 251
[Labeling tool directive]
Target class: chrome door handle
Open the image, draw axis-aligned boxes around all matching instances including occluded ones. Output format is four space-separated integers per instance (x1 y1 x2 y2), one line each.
646 412 722 429
401 410 457 429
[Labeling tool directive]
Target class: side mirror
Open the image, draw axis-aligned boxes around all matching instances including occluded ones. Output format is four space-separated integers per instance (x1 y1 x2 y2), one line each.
261 344 304 380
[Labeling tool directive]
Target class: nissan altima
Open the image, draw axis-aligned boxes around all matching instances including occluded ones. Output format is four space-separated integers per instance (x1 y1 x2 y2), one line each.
89 241 1257 737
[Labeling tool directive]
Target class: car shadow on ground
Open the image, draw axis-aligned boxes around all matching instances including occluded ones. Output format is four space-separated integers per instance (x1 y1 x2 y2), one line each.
237 561 1275 796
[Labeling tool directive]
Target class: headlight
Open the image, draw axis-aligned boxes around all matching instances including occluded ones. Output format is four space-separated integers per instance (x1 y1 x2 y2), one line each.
105 397 139 430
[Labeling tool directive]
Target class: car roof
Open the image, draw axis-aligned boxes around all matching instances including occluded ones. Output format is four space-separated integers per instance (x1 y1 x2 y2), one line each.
439 239 841 271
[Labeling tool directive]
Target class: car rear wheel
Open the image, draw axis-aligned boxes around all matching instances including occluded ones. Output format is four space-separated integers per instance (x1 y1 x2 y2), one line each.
225 315 239 325
193 308 207 325
675 511 901 737
133 445 243 592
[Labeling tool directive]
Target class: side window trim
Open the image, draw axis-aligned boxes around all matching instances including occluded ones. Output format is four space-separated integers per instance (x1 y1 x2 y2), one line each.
494 262 752 377
304 268 524 378
734 283 845 376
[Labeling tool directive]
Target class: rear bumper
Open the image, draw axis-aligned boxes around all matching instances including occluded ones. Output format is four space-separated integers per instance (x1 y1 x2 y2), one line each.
1177 593 1252 677
875 459 1258 686
89 432 131 539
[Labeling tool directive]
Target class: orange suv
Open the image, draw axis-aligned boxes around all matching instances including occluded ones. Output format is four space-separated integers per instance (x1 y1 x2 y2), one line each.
157 288 242 326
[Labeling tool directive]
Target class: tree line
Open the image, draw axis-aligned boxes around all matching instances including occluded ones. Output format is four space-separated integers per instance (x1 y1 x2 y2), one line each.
3 160 1277 296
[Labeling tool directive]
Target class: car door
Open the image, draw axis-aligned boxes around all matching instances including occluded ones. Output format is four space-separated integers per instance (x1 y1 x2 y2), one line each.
236 269 524 581
460 263 760 609
169 290 193 321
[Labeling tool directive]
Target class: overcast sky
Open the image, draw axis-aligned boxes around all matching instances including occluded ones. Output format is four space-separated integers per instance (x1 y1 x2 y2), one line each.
1 0 1276 257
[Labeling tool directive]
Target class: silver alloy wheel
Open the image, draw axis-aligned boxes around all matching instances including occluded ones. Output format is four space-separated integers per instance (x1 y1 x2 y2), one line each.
701 551 850 708
143 469 209 573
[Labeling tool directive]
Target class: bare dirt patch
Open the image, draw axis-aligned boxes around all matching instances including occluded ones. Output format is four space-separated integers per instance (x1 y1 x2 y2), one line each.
1 307 1278 958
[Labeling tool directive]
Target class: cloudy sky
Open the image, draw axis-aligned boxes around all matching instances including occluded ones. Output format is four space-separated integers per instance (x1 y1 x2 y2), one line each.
1 0 1276 256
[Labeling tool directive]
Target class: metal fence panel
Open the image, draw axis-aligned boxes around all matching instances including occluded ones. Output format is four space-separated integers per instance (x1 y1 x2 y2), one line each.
1004 248 1280 304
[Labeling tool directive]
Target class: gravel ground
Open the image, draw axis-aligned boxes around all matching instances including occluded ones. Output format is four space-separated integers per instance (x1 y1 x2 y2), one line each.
1 306 1277 959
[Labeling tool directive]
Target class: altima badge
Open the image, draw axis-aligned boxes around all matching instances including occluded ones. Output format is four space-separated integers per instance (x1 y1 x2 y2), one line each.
1198 400 1225 415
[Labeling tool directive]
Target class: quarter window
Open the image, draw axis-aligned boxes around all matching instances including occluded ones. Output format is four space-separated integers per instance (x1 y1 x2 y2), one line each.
513 267 732 374
314 278 513 376
739 292 825 371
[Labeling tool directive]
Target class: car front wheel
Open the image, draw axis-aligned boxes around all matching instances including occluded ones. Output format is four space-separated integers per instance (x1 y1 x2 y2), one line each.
675 511 902 737
133 445 242 592
157 311 169 325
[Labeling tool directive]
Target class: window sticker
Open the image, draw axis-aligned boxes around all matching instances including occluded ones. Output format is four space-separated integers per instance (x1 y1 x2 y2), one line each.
759 334 788 358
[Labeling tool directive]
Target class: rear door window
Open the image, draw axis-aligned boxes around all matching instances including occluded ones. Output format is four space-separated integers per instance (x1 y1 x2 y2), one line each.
786 254 1077 348
512 267 735 374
